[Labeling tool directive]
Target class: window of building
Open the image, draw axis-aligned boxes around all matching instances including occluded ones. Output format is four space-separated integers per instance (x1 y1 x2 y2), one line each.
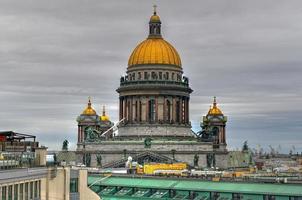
127 101 131 121
38 180 41 198
34 181 38 198
13 184 18 200
132 73 135 80
2 186 7 200
159 72 162 80
30 182 33 199
172 73 175 80
135 101 138 121
176 101 180 123
144 72 148 80
8 185 12 200
139 101 142 122
25 182 28 200
148 99 156 122
151 71 157 79
19 183 23 200
70 178 79 193
138 72 141 80
165 72 169 80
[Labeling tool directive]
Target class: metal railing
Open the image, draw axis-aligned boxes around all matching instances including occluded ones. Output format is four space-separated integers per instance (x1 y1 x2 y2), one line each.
120 79 189 87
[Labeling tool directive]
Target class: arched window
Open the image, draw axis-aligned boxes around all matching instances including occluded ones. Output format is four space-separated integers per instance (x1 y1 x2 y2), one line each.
148 99 156 122
166 100 171 122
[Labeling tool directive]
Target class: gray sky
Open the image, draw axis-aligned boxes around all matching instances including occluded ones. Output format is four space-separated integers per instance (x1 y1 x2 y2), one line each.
0 0 301 153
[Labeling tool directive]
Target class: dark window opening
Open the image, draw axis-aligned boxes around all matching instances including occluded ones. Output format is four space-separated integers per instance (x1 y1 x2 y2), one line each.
159 72 162 80
166 100 171 122
176 101 180 123
148 99 156 122
139 101 142 122
70 178 79 193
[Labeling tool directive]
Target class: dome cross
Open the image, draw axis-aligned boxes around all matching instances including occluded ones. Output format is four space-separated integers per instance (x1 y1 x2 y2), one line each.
153 5 157 15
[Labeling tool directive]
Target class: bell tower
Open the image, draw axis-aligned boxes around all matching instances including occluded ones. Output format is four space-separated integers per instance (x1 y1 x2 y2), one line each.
202 97 227 149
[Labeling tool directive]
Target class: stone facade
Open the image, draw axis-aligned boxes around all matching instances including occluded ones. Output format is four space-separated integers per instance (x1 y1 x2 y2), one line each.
76 10 229 169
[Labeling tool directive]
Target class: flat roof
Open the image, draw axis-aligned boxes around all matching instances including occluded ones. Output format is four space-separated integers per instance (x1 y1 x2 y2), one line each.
88 176 302 196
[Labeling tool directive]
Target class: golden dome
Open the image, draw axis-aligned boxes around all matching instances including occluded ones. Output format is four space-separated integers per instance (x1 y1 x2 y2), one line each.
150 14 160 22
128 38 181 68
82 97 97 115
100 106 110 121
208 97 223 115
128 6 181 68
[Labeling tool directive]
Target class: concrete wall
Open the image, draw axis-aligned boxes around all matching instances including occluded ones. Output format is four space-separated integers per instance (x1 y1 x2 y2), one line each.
78 170 100 200
42 168 70 200
41 167 100 200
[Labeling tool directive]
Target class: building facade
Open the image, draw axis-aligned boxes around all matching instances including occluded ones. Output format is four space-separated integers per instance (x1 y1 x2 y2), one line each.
0 167 99 200
76 9 229 169
117 8 192 138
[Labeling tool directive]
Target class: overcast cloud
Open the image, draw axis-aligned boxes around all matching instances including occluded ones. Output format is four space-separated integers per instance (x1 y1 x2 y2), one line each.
0 0 301 153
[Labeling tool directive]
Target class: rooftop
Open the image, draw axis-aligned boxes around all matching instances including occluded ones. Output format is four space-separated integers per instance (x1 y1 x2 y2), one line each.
88 176 302 196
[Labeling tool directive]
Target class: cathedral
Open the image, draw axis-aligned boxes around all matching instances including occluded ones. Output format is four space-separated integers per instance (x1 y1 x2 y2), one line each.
76 8 228 169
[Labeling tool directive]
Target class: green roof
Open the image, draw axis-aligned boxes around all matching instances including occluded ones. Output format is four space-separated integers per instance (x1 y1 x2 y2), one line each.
88 176 302 196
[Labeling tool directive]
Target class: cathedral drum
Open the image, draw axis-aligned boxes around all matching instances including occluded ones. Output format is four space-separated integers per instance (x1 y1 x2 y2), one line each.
116 8 193 138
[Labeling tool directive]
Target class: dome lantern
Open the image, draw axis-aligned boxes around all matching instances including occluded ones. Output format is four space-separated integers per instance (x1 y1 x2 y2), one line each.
149 5 162 38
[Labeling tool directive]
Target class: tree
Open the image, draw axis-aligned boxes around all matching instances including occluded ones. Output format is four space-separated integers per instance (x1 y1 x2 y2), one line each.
62 140 69 151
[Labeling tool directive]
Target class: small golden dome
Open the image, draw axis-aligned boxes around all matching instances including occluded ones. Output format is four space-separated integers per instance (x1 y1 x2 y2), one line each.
100 115 110 121
150 14 160 22
100 106 110 121
208 97 223 115
82 97 97 115
128 38 181 68
150 5 161 22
